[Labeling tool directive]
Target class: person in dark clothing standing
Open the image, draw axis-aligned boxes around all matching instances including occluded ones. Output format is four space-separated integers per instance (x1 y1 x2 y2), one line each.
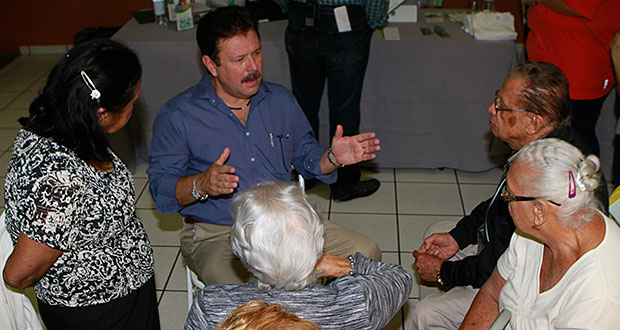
272 0 388 201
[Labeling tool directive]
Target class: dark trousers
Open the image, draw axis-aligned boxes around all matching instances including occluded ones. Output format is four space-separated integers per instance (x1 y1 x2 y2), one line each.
38 277 160 330
570 95 608 156
285 2 372 184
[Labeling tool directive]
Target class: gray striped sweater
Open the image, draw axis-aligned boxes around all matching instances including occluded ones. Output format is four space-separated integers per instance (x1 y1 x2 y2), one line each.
185 253 412 329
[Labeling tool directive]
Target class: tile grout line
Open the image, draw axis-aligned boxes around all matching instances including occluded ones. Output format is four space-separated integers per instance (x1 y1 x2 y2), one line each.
1 61 49 111
157 247 182 306
135 179 149 206
328 184 332 220
0 56 25 79
458 182 504 186
393 168 402 266
397 180 462 184
0 94 20 112
2 90 26 112
454 168 467 216
330 211 463 217
330 211 398 215
394 168 406 330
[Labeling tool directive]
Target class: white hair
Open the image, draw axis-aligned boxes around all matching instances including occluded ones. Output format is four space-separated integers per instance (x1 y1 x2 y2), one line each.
509 138 602 227
230 181 325 291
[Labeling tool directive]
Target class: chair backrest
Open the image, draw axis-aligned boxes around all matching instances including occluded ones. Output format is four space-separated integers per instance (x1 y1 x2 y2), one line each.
489 309 511 330
609 186 620 226
297 173 305 191
0 210 45 330
186 265 204 310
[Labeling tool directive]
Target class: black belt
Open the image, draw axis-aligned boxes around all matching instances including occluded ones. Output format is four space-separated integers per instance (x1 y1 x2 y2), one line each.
288 1 364 27
184 216 200 224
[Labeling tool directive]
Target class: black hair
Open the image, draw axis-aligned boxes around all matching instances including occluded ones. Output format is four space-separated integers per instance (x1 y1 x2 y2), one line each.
20 38 142 163
511 61 571 129
196 6 259 65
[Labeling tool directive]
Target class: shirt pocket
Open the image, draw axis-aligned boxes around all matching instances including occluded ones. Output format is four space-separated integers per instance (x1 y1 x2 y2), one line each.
267 132 293 175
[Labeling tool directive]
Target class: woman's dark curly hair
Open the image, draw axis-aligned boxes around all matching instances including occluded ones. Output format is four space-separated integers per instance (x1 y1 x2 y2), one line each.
20 38 142 163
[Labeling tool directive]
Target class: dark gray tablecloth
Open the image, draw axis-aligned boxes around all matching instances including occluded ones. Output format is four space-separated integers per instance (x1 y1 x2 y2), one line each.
111 11 618 176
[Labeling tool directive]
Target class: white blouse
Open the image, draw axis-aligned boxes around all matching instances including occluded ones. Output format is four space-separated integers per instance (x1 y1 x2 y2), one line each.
497 213 620 329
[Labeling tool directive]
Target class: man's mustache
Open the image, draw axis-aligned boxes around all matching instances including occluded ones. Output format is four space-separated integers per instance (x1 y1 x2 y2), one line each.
241 71 262 83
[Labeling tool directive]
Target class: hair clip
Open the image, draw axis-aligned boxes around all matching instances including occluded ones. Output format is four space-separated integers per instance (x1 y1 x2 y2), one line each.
568 170 576 198
80 70 101 100
575 172 587 192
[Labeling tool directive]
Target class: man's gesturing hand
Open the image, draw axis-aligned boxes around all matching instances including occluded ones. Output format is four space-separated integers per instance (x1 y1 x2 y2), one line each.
195 148 239 197
330 125 381 166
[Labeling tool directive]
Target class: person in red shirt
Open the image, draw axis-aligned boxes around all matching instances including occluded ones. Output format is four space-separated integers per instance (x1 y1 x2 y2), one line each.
525 0 620 156
611 30 620 186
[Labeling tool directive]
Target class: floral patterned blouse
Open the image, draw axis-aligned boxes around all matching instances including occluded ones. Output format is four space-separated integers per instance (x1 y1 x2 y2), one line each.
4 129 154 307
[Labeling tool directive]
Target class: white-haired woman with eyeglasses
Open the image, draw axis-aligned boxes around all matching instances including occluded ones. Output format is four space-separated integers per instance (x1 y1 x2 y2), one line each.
460 138 620 330
185 181 412 330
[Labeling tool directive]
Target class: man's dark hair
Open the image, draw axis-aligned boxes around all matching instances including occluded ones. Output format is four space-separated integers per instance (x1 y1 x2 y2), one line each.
20 38 142 163
196 6 259 66
510 61 571 129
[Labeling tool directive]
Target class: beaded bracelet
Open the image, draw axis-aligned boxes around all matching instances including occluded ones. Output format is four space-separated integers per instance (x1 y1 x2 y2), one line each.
347 255 355 276
328 147 345 168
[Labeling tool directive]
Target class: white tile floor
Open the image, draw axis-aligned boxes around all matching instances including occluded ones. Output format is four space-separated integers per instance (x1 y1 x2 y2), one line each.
0 54 509 330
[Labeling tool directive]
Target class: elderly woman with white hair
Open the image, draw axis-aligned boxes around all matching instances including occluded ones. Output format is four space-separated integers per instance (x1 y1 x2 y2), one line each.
185 181 412 330
460 138 620 330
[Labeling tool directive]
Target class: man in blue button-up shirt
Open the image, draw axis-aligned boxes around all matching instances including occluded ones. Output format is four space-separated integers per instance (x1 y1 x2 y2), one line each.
147 6 382 285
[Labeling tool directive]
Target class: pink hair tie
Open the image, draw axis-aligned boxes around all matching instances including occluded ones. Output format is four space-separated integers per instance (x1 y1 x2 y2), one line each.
568 170 576 198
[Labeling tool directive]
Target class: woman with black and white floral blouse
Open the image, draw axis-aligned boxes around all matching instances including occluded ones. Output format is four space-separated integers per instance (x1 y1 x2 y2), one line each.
3 39 159 329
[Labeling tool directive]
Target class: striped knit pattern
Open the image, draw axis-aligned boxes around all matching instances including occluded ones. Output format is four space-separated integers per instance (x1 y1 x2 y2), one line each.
185 253 412 329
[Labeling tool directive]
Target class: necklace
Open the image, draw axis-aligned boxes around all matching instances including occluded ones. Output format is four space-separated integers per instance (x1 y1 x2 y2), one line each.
229 100 251 110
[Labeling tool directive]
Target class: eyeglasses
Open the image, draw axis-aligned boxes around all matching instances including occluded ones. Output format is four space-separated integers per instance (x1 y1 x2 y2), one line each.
501 185 561 206
494 90 538 114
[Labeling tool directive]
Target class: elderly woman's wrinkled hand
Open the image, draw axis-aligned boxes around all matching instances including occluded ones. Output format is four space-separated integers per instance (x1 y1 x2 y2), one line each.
314 254 352 278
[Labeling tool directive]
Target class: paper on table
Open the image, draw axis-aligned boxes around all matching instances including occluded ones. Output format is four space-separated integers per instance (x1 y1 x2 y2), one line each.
424 12 445 23
465 12 518 41
388 5 418 23
382 26 401 40
192 2 210 14
388 0 408 14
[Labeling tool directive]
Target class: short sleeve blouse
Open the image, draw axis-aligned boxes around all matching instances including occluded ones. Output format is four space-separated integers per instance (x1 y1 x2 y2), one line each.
4 129 154 307
496 216 620 329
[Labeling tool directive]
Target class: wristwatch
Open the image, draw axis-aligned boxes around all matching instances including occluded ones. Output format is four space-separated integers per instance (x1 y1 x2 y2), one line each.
192 177 209 201
436 271 445 286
